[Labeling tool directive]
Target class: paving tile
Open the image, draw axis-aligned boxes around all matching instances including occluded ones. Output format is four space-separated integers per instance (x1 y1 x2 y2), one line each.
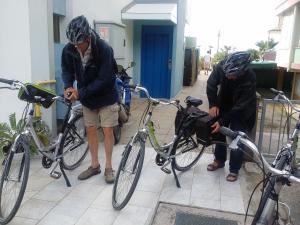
112 205 152 225
128 190 159 208
159 187 191 205
90 186 114 210
37 203 89 225
221 195 245 214
17 198 56 220
26 175 54 192
68 183 105 199
75 208 119 225
9 217 38 225
190 197 221 211
33 181 72 202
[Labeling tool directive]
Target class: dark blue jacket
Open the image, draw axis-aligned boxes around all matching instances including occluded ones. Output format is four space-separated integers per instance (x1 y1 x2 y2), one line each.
61 31 118 109
206 60 257 131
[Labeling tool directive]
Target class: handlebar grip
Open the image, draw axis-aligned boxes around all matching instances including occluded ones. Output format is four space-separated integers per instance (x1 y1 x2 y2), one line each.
0 78 14 85
270 88 284 95
219 126 238 139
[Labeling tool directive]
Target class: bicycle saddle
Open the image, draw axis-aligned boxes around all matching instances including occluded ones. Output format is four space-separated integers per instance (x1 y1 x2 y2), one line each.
185 96 203 107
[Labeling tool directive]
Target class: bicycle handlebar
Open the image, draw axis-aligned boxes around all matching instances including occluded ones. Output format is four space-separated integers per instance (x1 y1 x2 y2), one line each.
0 78 15 85
129 84 179 107
219 126 300 183
271 88 300 112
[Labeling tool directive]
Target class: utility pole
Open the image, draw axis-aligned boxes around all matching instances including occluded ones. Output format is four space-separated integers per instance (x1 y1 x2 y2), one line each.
217 30 220 53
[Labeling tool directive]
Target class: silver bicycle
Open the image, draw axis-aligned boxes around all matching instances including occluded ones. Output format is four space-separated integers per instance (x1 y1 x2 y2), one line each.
219 88 300 225
112 85 206 210
0 78 88 224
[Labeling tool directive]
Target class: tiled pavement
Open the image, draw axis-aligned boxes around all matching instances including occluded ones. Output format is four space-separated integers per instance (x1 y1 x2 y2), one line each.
10 73 248 225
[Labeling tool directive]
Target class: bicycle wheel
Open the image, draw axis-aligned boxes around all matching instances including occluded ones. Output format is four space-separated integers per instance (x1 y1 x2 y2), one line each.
0 137 30 224
172 132 205 171
251 154 288 225
112 134 145 210
60 114 89 170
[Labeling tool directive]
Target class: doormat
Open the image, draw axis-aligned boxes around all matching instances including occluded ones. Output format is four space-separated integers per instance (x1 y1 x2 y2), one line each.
174 212 238 225
151 202 252 225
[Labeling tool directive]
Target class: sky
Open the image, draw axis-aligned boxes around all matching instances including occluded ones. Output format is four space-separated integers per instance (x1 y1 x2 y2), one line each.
186 0 281 55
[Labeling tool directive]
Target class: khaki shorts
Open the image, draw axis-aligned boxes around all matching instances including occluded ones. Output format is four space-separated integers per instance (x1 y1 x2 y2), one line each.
82 103 119 128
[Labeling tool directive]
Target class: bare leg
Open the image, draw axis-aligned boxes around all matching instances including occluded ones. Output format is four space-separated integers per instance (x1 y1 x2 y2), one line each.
102 127 114 169
86 126 100 168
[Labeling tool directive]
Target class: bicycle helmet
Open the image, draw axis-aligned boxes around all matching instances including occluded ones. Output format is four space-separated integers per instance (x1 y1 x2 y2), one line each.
223 51 251 76
66 15 91 44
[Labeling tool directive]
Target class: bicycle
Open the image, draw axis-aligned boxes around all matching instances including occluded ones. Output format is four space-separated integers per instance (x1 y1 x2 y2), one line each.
218 88 300 225
0 78 89 224
113 62 135 144
112 85 208 210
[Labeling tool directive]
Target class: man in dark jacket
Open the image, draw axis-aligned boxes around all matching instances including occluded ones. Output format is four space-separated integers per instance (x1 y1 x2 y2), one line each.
206 51 256 182
61 15 118 183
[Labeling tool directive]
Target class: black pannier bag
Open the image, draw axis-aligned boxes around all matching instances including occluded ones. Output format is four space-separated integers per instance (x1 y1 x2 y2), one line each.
18 83 56 108
174 106 220 146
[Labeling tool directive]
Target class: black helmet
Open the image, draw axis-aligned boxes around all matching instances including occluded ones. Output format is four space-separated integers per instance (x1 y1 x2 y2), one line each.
223 51 251 76
66 15 91 44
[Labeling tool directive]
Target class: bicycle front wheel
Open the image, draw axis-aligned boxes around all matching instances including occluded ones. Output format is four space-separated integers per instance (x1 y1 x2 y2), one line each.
112 134 145 210
251 154 288 225
0 137 30 224
172 133 205 171
60 114 89 170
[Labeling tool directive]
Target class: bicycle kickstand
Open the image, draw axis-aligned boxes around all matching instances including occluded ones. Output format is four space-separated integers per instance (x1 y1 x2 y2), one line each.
59 163 71 187
171 164 181 188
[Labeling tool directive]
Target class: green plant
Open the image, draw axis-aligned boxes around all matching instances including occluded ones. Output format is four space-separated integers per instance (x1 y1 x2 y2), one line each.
0 113 37 156
255 38 278 60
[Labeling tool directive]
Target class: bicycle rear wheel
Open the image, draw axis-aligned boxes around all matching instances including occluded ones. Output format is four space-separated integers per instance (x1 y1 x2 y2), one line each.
60 114 89 170
251 154 288 225
112 134 145 210
172 133 205 171
0 137 30 224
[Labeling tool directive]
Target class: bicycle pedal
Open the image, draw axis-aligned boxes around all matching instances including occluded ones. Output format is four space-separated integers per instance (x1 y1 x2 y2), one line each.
161 167 171 174
50 171 62 179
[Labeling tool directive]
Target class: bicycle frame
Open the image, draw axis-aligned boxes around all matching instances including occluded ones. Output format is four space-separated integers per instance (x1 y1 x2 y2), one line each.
20 101 82 161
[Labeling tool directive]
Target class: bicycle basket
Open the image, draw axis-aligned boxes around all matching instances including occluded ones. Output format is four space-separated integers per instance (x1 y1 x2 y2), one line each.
18 83 56 108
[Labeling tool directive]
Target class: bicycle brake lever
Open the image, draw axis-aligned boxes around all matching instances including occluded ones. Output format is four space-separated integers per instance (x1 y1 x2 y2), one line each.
228 136 241 151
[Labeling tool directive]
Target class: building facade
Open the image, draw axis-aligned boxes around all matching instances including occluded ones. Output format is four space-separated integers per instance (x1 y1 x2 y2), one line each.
0 0 190 128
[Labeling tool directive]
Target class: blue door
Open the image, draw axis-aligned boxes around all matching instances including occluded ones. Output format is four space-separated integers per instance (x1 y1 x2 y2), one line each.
141 25 173 99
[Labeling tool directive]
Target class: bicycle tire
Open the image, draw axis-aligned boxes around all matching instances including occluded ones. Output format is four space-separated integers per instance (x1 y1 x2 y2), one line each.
251 154 288 225
0 136 30 224
172 132 205 172
112 134 145 210
60 114 89 170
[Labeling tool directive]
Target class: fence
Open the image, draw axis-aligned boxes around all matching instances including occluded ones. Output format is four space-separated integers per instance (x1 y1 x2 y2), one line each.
257 98 300 160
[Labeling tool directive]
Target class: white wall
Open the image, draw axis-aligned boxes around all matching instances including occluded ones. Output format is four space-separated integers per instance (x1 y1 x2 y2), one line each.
0 1 32 123
276 8 294 67
60 0 134 68
0 0 55 130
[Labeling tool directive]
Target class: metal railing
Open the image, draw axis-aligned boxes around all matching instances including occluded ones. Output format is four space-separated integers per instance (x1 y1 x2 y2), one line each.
257 98 300 159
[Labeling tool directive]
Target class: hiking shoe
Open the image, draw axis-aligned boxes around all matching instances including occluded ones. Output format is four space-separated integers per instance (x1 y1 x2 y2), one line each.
78 165 101 180
104 168 115 184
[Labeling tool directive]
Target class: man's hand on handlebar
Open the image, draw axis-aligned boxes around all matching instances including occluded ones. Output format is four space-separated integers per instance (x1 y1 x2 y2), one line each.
64 87 78 102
